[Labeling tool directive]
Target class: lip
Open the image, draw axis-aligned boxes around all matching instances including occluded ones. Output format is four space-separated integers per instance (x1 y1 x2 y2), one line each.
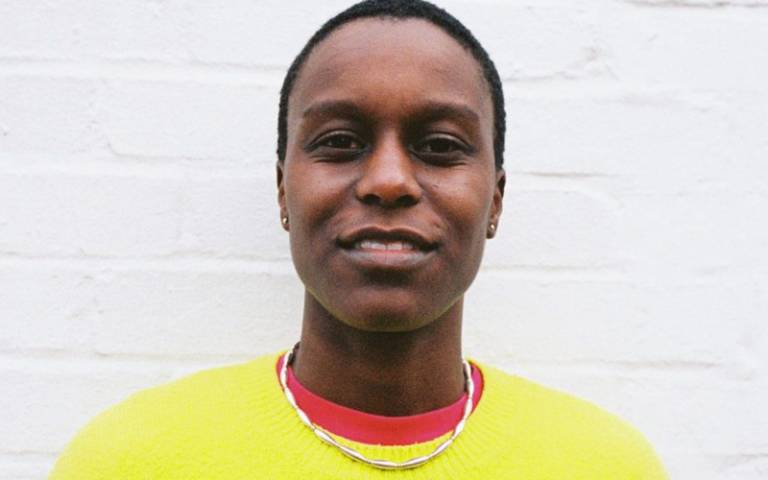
340 245 436 271
337 226 437 251
337 225 438 271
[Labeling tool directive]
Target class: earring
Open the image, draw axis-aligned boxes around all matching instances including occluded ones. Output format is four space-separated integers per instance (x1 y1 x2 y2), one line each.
488 224 496 236
281 216 289 228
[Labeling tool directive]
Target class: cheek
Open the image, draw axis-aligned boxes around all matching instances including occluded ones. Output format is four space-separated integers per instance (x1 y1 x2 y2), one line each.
284 163 349 238
433 172 494 238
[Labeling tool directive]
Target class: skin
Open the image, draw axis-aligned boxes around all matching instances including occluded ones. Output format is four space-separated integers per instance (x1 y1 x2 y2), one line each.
277 18 505 416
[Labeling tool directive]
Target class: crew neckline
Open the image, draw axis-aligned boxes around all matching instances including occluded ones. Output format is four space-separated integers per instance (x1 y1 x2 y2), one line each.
275 355 484 445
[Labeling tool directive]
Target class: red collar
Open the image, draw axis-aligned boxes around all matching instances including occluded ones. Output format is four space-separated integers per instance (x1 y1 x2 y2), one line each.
276 356 483 445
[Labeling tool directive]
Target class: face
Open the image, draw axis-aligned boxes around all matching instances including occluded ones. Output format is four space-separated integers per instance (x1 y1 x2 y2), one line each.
278 18 504 332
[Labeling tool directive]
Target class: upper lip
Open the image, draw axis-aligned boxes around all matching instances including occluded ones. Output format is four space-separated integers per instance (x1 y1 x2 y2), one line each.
338 226 437 251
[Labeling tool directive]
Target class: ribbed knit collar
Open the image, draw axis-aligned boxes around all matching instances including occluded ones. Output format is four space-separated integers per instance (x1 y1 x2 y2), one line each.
275 355 484 446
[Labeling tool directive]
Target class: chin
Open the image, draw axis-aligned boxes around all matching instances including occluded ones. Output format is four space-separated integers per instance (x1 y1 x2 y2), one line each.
306 278 461 333
328 296 440 333
339 313 430 333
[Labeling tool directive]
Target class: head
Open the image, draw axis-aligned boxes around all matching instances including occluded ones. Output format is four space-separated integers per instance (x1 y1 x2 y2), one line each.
277 0 506 169
276 0 506 333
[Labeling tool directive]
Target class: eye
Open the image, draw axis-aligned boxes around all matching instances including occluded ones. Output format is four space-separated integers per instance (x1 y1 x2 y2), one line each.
417 137 462 154
413 135 469 162
316 132 364 151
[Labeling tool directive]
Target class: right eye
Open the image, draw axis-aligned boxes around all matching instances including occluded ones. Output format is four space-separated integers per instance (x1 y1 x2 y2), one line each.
316 132 364 151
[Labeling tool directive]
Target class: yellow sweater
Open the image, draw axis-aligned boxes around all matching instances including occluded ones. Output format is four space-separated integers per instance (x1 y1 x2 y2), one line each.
50 353 667 479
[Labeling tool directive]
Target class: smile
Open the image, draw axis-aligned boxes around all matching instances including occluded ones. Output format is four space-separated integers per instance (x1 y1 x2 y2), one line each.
354 239 419 251
341 242 435 270
338 227 438 271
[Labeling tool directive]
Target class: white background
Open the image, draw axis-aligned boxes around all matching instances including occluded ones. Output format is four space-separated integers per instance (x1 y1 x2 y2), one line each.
1 1 767 478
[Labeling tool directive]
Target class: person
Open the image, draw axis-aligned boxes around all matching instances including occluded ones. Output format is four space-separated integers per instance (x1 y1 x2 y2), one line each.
50 0 668 478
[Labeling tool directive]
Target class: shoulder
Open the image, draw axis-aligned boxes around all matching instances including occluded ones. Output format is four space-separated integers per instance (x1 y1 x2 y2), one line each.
49 353 283 479
474 362 668 479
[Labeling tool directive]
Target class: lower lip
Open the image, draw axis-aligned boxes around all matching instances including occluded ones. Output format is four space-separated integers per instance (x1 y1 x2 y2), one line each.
340 247 435 270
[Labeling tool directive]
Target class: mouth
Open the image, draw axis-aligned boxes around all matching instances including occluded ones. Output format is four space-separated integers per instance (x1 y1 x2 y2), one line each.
353 239 422 252
337 226 438 270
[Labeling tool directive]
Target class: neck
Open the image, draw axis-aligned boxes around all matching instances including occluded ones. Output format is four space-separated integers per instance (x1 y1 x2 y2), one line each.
292 291 465 416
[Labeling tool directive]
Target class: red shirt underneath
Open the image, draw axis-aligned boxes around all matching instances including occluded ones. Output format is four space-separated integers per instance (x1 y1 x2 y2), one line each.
275 356 484 445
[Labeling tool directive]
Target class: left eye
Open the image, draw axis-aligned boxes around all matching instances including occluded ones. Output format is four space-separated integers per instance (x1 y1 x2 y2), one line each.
416 137 463 154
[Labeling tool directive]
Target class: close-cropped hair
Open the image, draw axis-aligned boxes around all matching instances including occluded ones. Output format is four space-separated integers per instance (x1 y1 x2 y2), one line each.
276 0 507 169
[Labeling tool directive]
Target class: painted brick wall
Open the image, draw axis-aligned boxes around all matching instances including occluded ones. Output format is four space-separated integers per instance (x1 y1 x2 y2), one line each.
1 1 766 478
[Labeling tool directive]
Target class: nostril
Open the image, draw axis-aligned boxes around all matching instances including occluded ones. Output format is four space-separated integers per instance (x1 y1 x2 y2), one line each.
393 194 419 208
361 193 379 205
360 191 419 208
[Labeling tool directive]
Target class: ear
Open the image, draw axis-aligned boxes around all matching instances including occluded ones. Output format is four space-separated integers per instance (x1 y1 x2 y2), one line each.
487 168 505 239
276 161 288 231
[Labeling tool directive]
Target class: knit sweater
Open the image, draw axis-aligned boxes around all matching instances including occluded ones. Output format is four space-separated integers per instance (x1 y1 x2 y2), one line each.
50 353 667 479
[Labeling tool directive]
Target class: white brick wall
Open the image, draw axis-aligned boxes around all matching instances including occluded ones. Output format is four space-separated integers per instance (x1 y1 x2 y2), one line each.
1 1 766 478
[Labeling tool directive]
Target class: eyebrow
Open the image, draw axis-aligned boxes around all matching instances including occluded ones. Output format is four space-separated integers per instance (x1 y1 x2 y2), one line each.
412 101 480 124
301 99 480 124
301 100 366 120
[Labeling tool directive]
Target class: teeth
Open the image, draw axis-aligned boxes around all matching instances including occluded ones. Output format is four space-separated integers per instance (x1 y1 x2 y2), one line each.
356 239 416 251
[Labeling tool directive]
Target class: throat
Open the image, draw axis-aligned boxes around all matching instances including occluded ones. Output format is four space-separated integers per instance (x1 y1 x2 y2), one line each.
295 361 465 416
294 289 466 416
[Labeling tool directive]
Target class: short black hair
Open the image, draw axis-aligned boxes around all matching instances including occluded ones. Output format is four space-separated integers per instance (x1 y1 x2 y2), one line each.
276 0 506 169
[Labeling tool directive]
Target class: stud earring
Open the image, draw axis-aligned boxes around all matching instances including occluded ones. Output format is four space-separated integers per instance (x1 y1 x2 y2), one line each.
281 216 289 228
488 224 496 236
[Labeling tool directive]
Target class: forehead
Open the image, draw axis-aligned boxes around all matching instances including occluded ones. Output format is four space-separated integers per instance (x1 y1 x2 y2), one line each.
288 18 492 127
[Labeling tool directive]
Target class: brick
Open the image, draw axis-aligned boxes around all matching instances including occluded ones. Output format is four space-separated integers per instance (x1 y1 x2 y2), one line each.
505 90 759 182
0 264 98 352
440 1 602 81
0 169 287 259
0 1 352 67
0 75 281 165
180 172 288 259
464 272 758 366
484 188 621 268
0 76 103 155
175 0 352 67
593 4 768 90
0 263 302 357
622 0 768 7
0 173 184 257
619 191 768 274
0 1 190 62
0 454 53 480
715 455 768 480
101 80 278 162
86 268 302 356
755 277 768 383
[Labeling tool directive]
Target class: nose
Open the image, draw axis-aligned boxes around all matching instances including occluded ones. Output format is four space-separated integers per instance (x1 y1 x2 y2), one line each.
354 135 422 208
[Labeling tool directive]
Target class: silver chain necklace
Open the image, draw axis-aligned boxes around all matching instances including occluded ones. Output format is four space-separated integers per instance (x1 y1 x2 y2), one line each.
278 346 475 470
